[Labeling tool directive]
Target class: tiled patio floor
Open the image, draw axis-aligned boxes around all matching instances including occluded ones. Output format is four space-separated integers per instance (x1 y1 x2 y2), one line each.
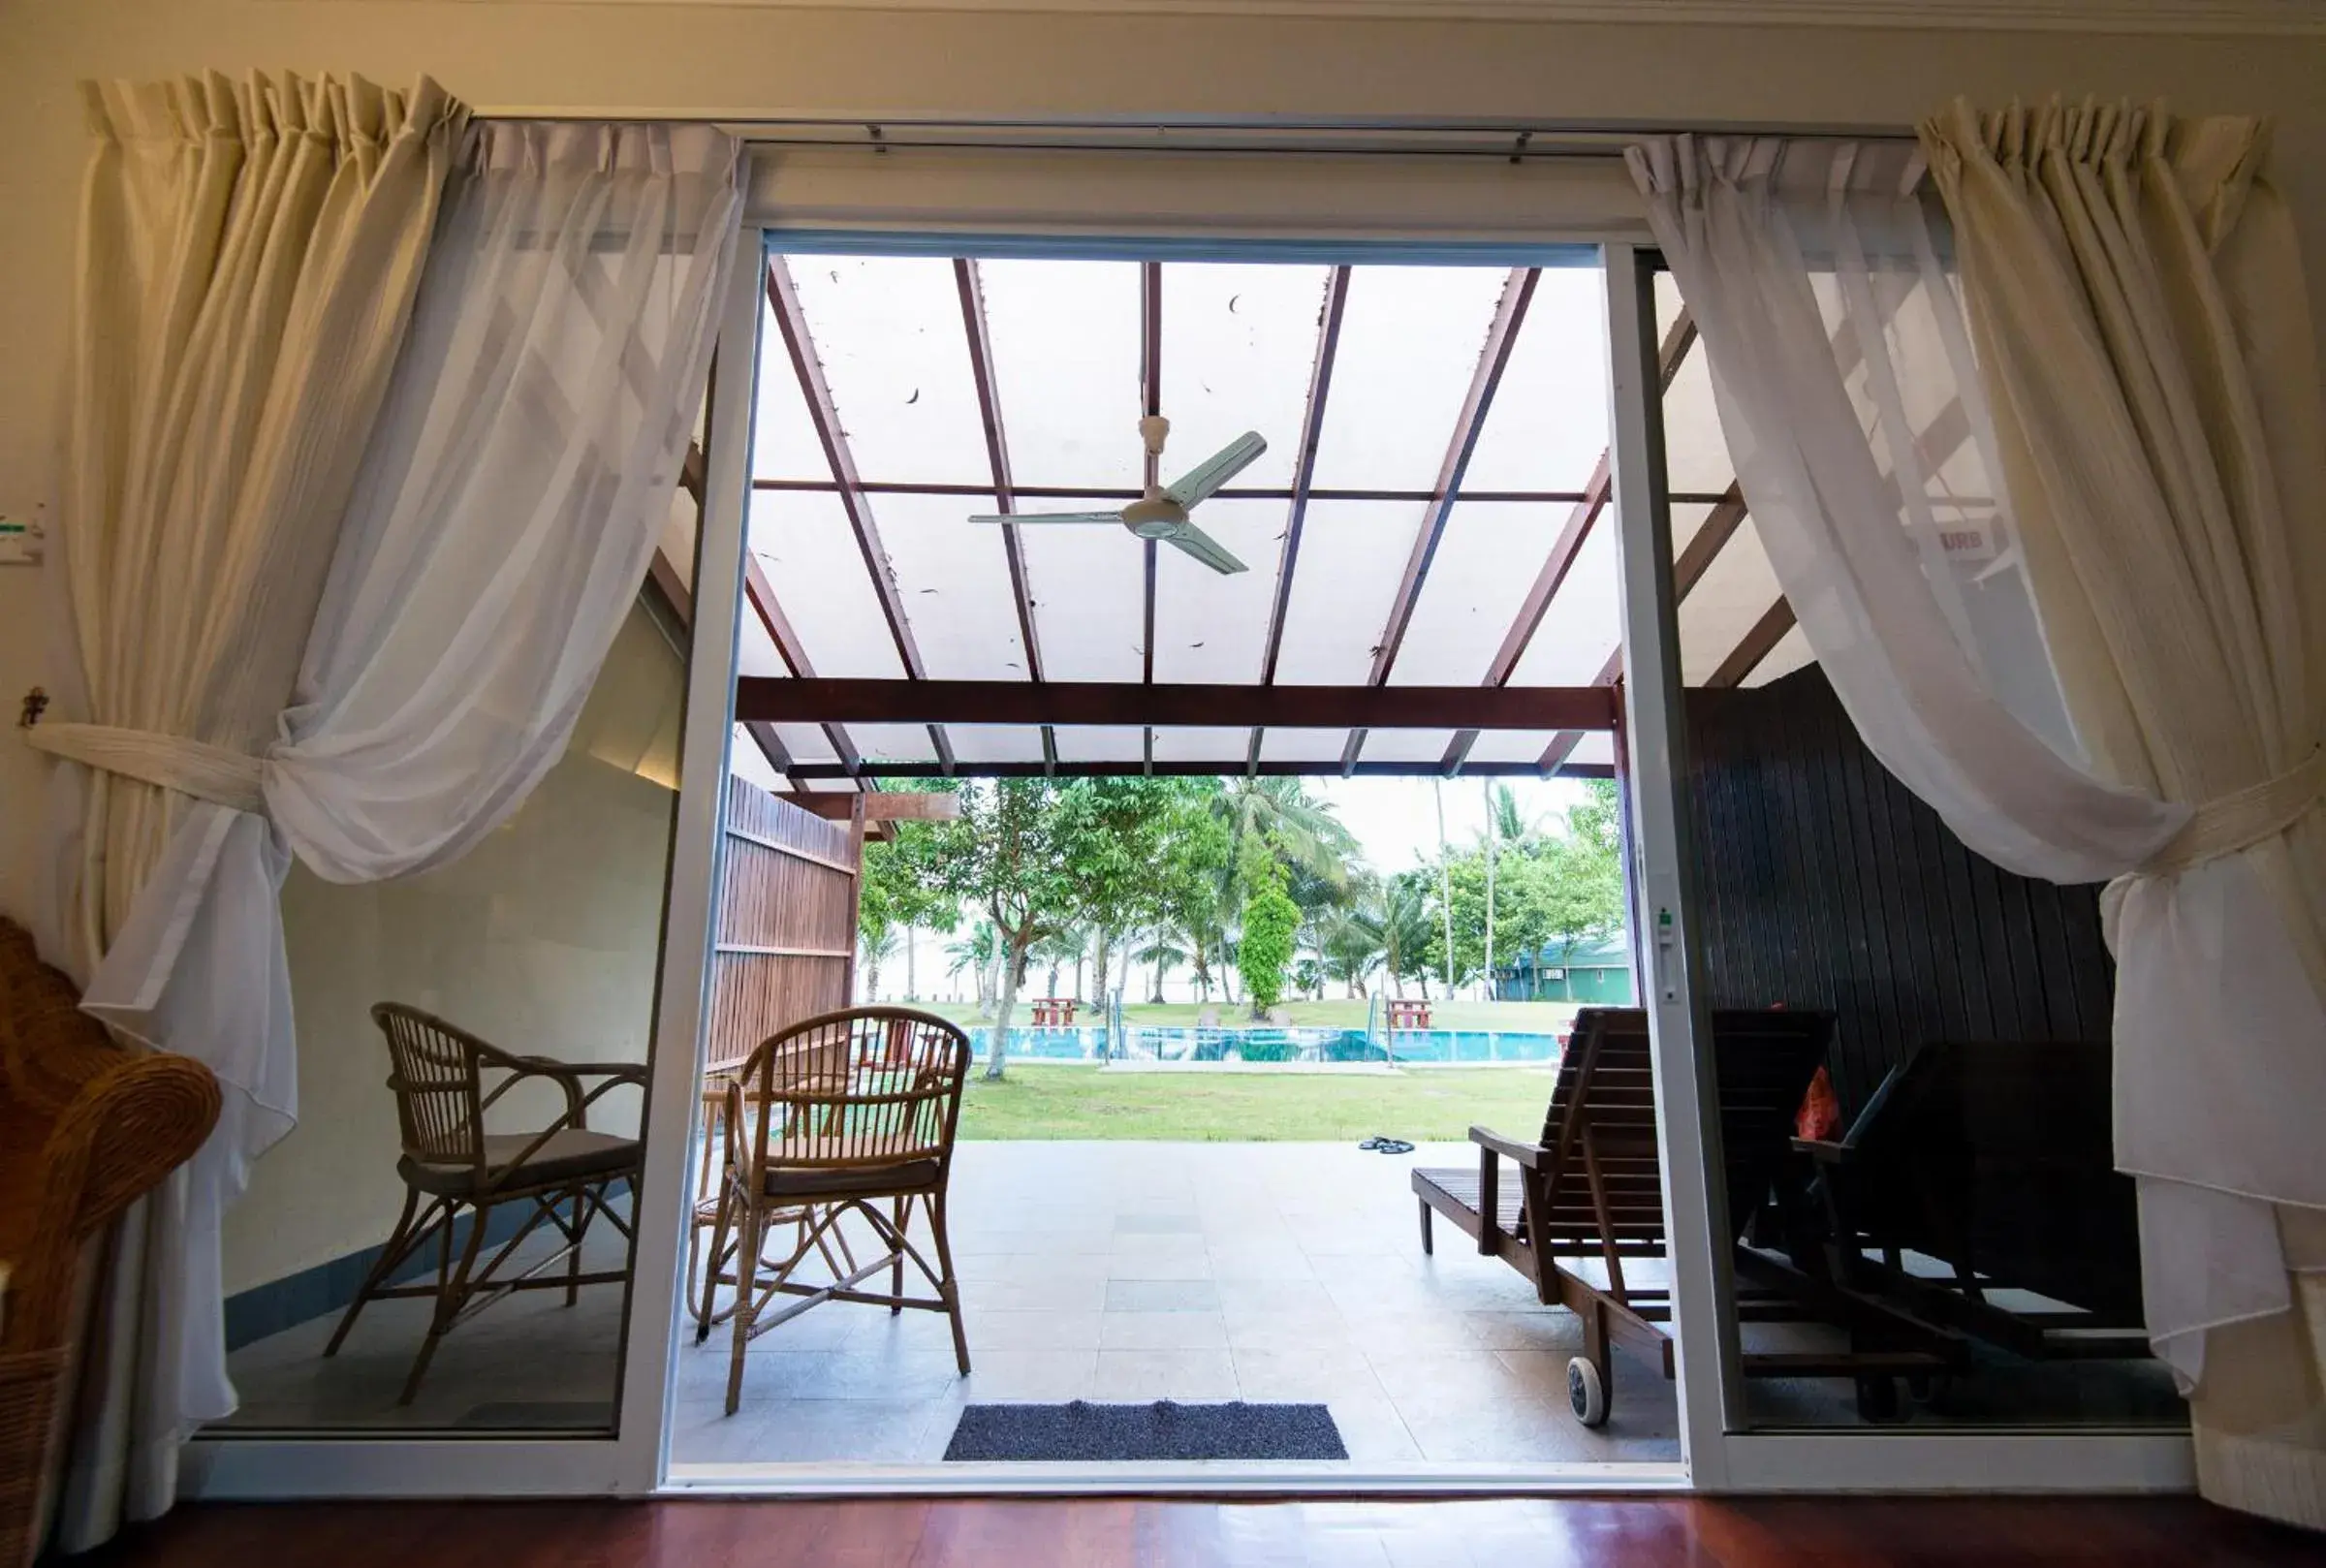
669 1141 1682 1467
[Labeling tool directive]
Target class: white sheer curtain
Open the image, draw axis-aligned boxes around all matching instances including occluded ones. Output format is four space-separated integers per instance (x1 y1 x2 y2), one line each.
1631 130 2326 1514
45 117 739 1528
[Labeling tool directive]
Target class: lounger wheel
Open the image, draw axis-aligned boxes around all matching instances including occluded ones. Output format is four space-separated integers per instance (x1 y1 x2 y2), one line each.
1567 1357 1608 1427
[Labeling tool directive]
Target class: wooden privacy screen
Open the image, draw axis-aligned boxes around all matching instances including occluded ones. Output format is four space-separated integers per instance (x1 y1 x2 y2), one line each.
1684 667 2116 1118
705 777 864 1077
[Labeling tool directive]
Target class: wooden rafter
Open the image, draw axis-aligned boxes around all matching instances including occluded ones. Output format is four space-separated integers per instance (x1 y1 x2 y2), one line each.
738 677 1618 732
765 254 954 772
742 552 864 774
1341 267 1540 775
954 256 1053 766
754 478 1726 505
1440 305 1698 777
781 758 1614 781
1707 599 1799 688
674 417 794 784
1248 265 1353 773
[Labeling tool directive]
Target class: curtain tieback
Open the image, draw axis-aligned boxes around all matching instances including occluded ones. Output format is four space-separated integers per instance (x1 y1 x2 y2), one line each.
2137 746 2325 877
22 721 267 814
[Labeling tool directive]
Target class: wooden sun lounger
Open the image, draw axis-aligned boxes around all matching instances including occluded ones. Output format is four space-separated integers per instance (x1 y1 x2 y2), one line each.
1796 1039 2150 1363
1412 1006 1961 1427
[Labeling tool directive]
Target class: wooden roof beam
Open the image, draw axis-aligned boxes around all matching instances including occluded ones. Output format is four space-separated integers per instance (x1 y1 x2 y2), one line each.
1248 265 1352 770
738 676 1619 732
1443 306 1696 776
1342 266 1539 775
955 256 1053 767
766 254 954 773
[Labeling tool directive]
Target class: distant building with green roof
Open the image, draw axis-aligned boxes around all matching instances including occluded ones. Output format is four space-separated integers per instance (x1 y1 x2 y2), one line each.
1494 933 1635 1005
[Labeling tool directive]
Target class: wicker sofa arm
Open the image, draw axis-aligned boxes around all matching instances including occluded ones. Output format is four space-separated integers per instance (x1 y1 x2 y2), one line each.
9 1052 219 1352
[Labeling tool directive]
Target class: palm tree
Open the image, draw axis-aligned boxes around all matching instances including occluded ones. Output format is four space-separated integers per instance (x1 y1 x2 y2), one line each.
1214 777 1361 894
859 925 902 1003
946 922 998 1013
1136 929 1188 1003
1378 873 1436 1000
1315 900 1386 998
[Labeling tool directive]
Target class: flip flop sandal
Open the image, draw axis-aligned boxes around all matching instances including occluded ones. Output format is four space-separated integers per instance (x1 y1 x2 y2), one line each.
1358 1137 1415 1154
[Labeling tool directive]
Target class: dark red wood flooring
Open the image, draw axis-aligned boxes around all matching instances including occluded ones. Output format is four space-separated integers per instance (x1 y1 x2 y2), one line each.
80 1495 2320 1566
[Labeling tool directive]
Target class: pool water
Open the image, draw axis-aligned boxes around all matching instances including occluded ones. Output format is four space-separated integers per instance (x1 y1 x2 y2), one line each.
959 1024 1564 1065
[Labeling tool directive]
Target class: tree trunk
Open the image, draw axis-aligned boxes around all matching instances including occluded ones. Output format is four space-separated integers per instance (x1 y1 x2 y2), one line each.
904 926 917 1001
985 929 1029 1080
1047 959 1060 1000
1073 946 1085 1003
864 953 883 1005
1092 928 1114 1008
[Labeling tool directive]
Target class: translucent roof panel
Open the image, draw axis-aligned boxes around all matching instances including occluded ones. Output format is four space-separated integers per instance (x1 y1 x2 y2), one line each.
1562 732 1616 769
978 260 1144 489
1462 267 1610 494
1053 725 1147 765
1161 264 1331 493
1462 729 1564 766
868 492 1030 680
1679 517 1785 687
1258 727 1348 765
1748 623 1816 687
772 722 837 764
748 491 905 679
782 257 990 484
849 723 942 764
1662 341 1733 499
1359 728 1459 764
751 301 827 482
1507 512 1624 688
736 594 786 678
1151 497 1282 684
1387 502 1558 687
1309 267 1511 490
945 725 1048 765
1149 726 1252 764
1272 499 1430 684
1016 497 1147 682
730 727 784 791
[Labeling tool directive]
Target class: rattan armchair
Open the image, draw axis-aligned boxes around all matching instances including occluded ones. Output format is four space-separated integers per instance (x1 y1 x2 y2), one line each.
325 1003 646 1404
709 1007 973 1415
2 920 220 1568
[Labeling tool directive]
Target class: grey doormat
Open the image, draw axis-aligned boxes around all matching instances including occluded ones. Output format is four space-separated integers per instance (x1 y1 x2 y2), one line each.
943 1399 1347 1461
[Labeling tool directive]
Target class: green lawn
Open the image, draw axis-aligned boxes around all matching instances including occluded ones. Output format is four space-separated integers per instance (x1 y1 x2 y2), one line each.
956 1062 1556 1143
913 997 1581 1033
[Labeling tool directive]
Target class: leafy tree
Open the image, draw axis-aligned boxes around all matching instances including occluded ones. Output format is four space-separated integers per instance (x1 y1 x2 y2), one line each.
927 780 1083 1076
858 801 959 1000
945 921 998 1012
1314 894 1386 998
1135 930 1188 1002
1430 780 1626 989
1061 777 1222 1014
1237 857 1302 1017
1379 870 1438 999
858 925 902 1003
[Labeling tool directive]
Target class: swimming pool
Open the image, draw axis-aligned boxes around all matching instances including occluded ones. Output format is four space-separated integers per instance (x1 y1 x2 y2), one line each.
959 1023 1564 1065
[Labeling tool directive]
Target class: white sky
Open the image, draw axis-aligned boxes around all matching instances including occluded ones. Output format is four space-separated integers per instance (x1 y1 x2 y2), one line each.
1313 774 1593 878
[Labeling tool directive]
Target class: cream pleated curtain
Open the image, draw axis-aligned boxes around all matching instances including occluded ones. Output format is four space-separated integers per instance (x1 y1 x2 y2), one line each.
1924 99 2326 1531
28 73 466 1542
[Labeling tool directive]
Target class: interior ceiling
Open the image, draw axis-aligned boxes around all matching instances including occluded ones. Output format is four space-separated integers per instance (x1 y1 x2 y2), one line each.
703 250 1833 785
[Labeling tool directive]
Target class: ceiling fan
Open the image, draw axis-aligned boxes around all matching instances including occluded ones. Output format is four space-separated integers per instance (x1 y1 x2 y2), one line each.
969 416 1265 575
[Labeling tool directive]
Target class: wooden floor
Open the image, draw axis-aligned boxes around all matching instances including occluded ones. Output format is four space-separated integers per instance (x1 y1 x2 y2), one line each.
89 1496 2317 1565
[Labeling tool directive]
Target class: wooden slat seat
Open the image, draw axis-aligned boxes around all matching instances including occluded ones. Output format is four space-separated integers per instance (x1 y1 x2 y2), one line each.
1413 1006 1961 1427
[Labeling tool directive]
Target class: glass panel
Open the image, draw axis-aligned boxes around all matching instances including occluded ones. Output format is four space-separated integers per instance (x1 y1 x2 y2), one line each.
850 722 942 764
1561 731 1615 769
1462 266 1611 494
1663 285 2184 1436
1272 498 1430 684
783 256 991 484
1162 262 1331 492
945 724 1048 765
979 259 1145 489
749 490 906 679
773 721 837 764
1460 728 1562 765
219 592 682 1433
1309 266 1510 490
1147 725 1250 763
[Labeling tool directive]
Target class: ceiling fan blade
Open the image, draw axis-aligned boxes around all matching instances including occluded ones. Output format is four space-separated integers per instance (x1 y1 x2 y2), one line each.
967 511 1124 525
1164 430 1267 509
1161 521 1248 576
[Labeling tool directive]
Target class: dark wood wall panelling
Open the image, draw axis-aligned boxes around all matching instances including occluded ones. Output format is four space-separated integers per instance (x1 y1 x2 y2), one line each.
1683 668 2116 1116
